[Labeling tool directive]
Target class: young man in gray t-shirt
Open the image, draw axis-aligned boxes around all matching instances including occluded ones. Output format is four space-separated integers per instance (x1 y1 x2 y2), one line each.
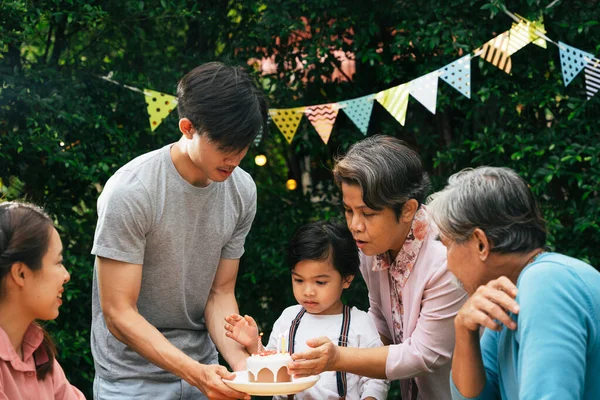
91 62 268 399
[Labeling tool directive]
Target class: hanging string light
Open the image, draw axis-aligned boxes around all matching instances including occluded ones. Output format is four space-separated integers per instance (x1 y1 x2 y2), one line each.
254 154 267 166
286 179 297 191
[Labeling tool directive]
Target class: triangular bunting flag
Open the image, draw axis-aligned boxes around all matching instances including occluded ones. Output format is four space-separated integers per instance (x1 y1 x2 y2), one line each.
376 84 409 126
439 55 472 99
476 31 512 74
269 108 304 144
408 71 439 114
144 89 177 132
531 19 547 49
584 58 600 100
507 16 547 54
559 42 595 87
305 103 340 144
507 20 546 55
339 95 375 135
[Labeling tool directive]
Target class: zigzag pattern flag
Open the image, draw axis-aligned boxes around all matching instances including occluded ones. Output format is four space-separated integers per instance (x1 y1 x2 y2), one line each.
408 71 439 114
144 89 177 132
584 58 600 100
270 107 305 144
376 84 410 126
559 42 595 87
439 55 472 98
305 103 339 144
477 31 512 74
339 95 376 135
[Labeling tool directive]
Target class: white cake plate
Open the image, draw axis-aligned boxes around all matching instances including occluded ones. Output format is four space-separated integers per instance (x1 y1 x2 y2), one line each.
222 371 320 396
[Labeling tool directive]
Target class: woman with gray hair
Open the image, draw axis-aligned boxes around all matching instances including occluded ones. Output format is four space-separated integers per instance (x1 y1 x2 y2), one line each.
289 135 467 400
428 166 600 400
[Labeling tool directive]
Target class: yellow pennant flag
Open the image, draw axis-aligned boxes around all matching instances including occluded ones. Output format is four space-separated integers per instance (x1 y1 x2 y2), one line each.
270 108 305 144
144 89 178 132
508 19 546 55
376 84 409 126
531 20 547 49
305 103 339 144
476 31 512 74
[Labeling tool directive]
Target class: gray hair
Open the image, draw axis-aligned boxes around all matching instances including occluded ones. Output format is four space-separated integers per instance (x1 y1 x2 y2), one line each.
333 135 430 219
427 166 547 253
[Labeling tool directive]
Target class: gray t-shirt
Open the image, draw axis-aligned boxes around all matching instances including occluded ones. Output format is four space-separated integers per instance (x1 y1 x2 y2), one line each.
91 143 257 382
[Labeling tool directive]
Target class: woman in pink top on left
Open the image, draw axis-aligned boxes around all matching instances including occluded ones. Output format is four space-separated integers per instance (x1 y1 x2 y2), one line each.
0 202 84 400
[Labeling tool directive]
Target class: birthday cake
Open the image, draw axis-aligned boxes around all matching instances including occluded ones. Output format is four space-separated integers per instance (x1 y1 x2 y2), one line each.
247 350 292 383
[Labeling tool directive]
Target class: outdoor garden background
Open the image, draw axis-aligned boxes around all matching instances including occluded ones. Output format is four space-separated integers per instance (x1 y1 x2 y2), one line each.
1 0 599 398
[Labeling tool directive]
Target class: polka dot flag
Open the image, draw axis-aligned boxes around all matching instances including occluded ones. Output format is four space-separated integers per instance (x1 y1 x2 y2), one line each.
439 55 472 99
269 107 305 144
559 41 595 87
339 95 376 136
408 71 439 114
144 89 178 132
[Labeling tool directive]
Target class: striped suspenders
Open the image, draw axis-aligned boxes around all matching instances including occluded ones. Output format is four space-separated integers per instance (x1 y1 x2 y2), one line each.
287 305 352 400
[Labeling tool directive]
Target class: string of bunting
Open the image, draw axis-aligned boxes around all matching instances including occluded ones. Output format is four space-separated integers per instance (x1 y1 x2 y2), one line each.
101 9 599 144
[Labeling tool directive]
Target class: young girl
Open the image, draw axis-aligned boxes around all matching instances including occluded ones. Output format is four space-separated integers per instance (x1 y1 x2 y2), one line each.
225 220 389 400
0 202 84 399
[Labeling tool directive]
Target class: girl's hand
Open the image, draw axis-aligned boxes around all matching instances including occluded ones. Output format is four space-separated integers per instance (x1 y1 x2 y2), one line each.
225 314 259 353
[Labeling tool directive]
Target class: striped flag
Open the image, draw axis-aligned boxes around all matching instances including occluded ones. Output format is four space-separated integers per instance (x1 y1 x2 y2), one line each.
476 31 512 74
584 58 600 100
305 103 340 144
507 21 545 55
376 84 410 126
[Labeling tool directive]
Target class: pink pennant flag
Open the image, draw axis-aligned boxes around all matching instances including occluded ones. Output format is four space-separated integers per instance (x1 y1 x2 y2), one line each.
305 103 339 144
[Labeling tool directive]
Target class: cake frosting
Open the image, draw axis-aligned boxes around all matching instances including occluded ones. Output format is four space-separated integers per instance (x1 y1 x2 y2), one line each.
247 350 292 383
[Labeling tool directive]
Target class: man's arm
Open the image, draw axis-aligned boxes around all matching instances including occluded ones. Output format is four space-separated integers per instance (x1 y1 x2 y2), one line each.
204 257 249 371
97 256 248 399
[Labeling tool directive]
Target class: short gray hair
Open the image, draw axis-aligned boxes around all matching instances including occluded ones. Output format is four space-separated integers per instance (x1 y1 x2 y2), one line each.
428 166 546 253
333 135 430 219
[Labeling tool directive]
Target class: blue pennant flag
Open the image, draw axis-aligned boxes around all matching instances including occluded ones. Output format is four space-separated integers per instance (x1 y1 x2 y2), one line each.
439 55 472 99
339 95 376 135
559 41 595 87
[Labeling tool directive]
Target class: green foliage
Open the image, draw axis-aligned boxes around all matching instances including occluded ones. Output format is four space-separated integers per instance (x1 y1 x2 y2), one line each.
1 0 599 398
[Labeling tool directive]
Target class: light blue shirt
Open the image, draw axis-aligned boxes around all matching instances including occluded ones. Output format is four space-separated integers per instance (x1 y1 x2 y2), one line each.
451 252 600 400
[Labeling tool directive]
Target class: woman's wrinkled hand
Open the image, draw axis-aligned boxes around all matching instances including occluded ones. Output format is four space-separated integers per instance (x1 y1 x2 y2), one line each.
287 336 339 377
455 276 520 333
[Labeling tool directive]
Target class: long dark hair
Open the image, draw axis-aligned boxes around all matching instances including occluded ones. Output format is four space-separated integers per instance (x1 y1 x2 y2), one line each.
0 202 57 380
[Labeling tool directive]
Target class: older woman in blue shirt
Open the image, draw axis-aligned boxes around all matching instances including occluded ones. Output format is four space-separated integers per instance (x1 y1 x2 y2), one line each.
428 166 600 400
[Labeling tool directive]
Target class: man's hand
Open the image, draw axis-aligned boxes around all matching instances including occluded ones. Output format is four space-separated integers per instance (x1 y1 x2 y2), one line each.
224 314 259 354
186 363 250 400
455 276 520 333
288 336 339 377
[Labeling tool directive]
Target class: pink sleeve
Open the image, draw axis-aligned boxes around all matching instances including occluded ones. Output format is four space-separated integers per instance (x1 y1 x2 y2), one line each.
51 360 86 400
385 262 467 380
0 369 9 400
